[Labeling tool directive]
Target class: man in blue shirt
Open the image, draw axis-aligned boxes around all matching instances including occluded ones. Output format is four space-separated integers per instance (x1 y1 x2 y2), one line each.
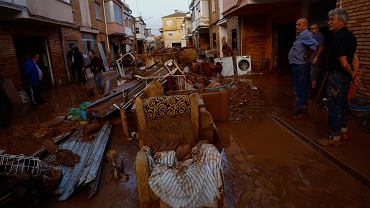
23 54 45 104
288 18 318 119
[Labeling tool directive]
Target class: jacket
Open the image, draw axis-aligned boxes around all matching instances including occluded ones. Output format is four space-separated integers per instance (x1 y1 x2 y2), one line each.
23 59 40 87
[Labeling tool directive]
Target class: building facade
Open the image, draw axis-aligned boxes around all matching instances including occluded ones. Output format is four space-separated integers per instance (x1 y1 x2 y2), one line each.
190 0 210 55
0 0 74 89
162 11 187 48
135 16 147 54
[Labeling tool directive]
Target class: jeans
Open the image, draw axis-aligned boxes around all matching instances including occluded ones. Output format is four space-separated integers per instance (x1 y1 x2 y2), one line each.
94 72 103 90
290 63 310 110
327 71 351 136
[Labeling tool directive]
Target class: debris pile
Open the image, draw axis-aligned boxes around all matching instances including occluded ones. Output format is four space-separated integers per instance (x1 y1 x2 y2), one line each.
223 77 263 121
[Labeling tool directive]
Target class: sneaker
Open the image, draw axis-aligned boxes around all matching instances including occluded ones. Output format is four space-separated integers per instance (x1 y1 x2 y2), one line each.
317 135 341 146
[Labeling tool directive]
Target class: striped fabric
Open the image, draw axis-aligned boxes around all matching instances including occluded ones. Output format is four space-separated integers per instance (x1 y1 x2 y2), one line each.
144 143 222 208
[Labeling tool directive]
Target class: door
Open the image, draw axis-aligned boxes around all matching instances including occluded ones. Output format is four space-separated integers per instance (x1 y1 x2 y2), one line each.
13 36 53 88
276 23 296 74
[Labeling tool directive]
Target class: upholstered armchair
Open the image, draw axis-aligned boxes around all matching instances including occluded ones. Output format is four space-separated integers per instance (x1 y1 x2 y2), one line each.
134 94 224 208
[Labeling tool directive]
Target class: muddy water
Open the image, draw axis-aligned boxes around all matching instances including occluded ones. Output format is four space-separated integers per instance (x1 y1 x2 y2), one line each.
218 114 369 207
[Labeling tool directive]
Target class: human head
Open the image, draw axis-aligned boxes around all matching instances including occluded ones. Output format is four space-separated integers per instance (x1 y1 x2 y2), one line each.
88 49 95 57
31 54 40 62
309 24 319 34
296 18 308 34
328 8 348 32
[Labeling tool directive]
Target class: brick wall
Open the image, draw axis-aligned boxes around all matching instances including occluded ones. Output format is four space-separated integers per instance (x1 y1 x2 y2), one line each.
0 23 67 90
240 16 266 72
209 0 220 25
340 0 370 101
227 16 240 55
90 0 109 57
0 31 21 89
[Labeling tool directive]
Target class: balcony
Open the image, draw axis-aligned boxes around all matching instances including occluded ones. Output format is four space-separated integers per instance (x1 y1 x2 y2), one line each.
136 33 146 40
26 0 73 24
192 16 209 32
107 22 125 36
0 0 73 26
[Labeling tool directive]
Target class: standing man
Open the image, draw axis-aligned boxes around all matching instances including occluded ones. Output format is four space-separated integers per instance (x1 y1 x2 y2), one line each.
85 50 104 95
288 18 318 119
71 46 85 84
318 8 361 146
23 53 45 104
309 24 325 97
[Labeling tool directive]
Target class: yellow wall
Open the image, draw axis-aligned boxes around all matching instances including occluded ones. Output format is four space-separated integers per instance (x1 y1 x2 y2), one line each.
162 16 185 45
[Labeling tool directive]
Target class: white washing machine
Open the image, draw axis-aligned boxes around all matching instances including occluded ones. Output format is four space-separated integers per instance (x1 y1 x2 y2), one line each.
236 55 252 75
214 56 235 77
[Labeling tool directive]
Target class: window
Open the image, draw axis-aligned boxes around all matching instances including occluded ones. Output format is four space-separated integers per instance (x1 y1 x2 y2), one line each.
94 2 101 20
166 20 173 27
167 32 173 36
136 27 139 33
113 2 123 24
212 33 217 49
82 33 96 58
232 29 237 51
211 0 215 13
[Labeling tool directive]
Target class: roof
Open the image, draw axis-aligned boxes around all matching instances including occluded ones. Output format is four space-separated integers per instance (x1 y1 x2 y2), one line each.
162 12 187 19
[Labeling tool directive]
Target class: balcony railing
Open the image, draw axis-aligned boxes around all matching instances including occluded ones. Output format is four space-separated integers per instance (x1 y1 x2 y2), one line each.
192 16 209 31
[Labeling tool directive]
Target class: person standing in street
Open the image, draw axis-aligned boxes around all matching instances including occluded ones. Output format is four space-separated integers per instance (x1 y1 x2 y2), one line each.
288 18 318 120
85 50 104 95
23 53 45 104
71 46 85 84
309 23 325 98
318 8 361 146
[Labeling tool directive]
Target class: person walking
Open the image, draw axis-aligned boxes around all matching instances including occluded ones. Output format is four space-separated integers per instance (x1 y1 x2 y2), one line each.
85 50 104 95
309 23 325 98
318 8 361 146
23 53 45 104
288 18 318 119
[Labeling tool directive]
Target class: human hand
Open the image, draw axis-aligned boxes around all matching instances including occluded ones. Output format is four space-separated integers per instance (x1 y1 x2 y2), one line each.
352 72 361 87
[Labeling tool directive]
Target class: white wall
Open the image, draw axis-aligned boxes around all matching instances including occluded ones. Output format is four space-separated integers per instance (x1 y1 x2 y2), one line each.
79 0 91 27
26 0 73 23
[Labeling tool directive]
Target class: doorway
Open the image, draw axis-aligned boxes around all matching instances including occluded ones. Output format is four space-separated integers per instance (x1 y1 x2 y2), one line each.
274 23 296 74
13 36 53 88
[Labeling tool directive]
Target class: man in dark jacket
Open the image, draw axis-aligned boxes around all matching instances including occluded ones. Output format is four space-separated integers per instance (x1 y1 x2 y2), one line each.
70 46 85 84
23 54 45 104
85 50 104 94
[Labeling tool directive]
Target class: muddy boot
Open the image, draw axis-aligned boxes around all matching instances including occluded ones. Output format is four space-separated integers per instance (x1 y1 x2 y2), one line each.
317 135 341 146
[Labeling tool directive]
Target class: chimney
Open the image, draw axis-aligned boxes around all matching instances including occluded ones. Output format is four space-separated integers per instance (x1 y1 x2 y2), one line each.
174 10 178 13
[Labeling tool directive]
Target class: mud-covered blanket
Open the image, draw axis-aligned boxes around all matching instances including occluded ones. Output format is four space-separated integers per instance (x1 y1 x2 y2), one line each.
143 143 222 208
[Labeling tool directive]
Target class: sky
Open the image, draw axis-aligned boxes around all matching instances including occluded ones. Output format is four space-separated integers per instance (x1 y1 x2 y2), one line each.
124 0 191 35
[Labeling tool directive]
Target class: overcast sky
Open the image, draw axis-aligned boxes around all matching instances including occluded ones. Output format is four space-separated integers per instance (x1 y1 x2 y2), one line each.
124 0 191 35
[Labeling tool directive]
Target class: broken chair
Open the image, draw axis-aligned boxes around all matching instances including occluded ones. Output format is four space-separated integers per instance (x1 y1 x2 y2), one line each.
134 94 225 207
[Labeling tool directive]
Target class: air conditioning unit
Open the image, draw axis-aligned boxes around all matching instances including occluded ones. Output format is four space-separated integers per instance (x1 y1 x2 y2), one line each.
236 56 252 75
214 57 234 77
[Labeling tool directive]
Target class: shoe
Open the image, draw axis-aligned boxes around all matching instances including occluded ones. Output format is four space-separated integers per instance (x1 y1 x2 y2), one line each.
317 135 341 146
341 128 348 140
290 107 308 120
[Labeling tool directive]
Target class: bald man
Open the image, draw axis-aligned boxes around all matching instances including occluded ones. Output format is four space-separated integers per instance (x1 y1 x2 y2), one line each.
288 18 318 120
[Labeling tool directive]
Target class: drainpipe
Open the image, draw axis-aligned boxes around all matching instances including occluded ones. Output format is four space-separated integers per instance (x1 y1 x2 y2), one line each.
102 0 110 56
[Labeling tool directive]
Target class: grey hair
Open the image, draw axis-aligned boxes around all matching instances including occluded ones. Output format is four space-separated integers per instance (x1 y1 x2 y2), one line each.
328 8 348 24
